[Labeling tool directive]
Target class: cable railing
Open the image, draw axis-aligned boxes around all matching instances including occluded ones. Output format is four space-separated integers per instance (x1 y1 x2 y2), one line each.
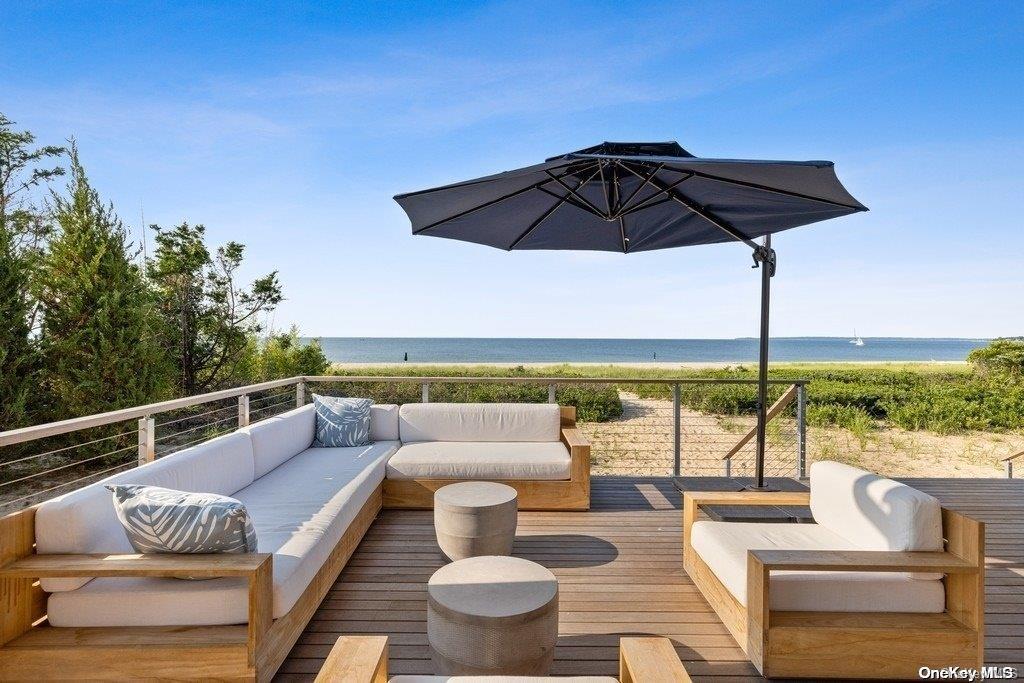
0 375 809 511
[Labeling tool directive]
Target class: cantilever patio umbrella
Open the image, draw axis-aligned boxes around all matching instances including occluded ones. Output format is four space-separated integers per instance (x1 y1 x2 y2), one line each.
394 141 866 489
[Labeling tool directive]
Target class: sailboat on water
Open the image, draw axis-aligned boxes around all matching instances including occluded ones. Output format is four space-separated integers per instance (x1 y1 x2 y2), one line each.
850 330 865 346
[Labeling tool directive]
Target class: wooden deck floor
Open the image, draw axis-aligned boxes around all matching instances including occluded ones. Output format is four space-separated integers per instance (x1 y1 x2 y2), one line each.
277 476 1024 681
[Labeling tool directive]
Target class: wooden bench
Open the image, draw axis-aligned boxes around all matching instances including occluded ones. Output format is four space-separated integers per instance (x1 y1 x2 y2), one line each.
314 635 691 682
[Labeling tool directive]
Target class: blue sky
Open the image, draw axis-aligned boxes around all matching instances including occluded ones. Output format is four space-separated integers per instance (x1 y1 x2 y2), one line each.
3 0 1022 338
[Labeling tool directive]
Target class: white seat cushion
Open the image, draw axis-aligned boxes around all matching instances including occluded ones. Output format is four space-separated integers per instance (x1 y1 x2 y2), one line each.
690 521 945 613
243 404 316 479
46 440 399 627
398 403 560 443
386 442 570 481
810 461 944 580
36 431 256 593
371 404 400 441
809 461 943 554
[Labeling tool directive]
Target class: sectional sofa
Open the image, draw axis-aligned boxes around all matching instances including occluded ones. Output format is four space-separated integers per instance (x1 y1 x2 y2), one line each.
0 401 590 681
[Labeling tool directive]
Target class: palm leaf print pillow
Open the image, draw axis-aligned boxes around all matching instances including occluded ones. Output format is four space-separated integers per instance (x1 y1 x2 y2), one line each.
313 395 373 447
107 485 258 557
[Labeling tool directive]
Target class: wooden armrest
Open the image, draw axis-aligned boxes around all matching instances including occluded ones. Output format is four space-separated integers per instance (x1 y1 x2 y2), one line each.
683 490 810 507
561 426 589 449
4 552 275 667
749 549 976 573
619 637 691 683
0 552 271 579
315 636 388 682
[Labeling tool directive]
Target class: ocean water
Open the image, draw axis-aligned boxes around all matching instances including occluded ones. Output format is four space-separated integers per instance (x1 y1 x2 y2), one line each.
309 337 990 364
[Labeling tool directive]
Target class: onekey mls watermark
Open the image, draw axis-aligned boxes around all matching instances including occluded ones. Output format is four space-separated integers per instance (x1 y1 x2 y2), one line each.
919 667 1019 681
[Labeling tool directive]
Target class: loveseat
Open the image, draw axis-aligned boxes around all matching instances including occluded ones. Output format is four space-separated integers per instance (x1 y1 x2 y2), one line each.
384 402 590 510
683 461 985 680
0 401 589 681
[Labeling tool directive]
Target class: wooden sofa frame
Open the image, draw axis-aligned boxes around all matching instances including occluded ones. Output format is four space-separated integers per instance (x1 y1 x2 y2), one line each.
682 490 985 680
0 483 382 681
382 406 590 511
313 635 692 682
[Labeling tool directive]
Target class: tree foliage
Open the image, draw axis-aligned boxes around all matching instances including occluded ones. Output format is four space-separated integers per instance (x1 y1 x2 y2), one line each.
35 144 171 418
0 115 64 430
250 327 330 381
149 221 283 394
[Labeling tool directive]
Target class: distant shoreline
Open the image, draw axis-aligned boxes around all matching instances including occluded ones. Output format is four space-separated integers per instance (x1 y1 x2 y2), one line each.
330 360 970 370
310 337 987 364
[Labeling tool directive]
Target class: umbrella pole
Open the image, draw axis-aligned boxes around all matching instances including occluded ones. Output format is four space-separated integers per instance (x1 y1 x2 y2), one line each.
751 235 776 491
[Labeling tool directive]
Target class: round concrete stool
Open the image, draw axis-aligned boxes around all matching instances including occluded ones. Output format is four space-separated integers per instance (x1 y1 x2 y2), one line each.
427 555 559 675
434 482 517 561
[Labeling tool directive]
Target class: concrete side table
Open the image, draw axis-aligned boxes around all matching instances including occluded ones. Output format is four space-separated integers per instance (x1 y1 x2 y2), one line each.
427 555 559 675
434 481 518 561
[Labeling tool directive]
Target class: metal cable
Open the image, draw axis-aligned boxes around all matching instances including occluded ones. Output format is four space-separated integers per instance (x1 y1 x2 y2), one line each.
0 427 137 468
0 443 138 489
0 458 136 509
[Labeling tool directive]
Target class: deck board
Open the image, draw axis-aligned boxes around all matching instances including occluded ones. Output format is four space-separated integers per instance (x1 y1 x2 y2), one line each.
277 476 1024 681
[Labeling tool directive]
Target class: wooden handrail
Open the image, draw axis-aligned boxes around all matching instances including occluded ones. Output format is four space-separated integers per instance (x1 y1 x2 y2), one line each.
305 375 808 386
0 375 809 449
0 376 304 447
1002 448 1024 462
721 383 799 461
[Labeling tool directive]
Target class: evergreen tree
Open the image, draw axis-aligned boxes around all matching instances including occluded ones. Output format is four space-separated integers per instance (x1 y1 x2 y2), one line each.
0 114 64 430
36 144 170 418
150 221 282 393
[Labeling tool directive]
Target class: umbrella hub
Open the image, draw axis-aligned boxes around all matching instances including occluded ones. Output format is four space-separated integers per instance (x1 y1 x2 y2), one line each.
550 140 694 160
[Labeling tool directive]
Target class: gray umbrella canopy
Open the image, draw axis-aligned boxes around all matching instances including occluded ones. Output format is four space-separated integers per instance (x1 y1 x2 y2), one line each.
394 141 866 488
395 141 865 254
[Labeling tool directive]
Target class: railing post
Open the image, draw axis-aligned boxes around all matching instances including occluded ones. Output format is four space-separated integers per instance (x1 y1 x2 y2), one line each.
238 395 250 427
1007 460 1014 479
422 382 430 403
673 383 681 477
548 384 557 404
796 383 807 479
137 416 155 466
724 458 732 478
296 381 306 408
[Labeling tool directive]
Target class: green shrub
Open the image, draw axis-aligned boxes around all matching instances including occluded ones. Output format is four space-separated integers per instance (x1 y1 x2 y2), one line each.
312 362 1024 434
969 338 1024 377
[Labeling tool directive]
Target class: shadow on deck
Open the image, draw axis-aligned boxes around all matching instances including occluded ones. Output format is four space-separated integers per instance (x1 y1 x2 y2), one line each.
277 476 1024 681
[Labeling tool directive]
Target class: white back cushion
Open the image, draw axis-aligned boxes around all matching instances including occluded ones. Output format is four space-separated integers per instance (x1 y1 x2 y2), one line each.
35 431 255 592
398 403 560 443
370 404 400 441
810 461 942 552
244 404 316 479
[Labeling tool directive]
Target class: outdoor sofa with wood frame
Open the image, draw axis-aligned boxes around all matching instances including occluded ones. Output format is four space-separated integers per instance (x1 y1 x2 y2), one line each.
683 460 985 680
313 635 691 683
0 401 589 681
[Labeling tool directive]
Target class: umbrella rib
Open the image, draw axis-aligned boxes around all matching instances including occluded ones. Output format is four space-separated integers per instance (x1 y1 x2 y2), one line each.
544 167 608 219
508 165 605 250
536 186 594 215
506 195 567 250
667 167 866 211
612 162 664 216
616 161 759 250
613 162 694 217
411 165 586 234
597 160 613 217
